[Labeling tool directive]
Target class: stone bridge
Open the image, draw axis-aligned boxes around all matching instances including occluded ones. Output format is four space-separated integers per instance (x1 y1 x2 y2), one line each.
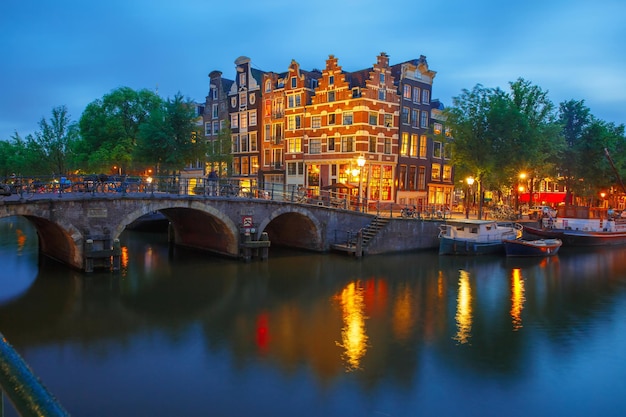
0 192 385 271
1 188 443 271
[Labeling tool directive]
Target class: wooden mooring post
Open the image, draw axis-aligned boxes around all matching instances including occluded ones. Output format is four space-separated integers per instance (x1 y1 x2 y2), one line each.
84 232 121 273
239 231 271 262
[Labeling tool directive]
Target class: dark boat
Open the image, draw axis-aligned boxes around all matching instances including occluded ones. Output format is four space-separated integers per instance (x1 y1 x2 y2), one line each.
502 238 562 257
523 220 626 247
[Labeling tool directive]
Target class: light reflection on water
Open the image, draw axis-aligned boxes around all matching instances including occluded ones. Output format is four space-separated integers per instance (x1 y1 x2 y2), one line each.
335 281 368 371
454 270 473 344
511 268 525 330
2 216 626 416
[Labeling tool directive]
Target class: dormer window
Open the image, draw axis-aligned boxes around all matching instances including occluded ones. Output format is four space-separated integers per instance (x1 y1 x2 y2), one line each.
291 77 297 88
329 75 334 85
265 80 272 92
380 73 385 83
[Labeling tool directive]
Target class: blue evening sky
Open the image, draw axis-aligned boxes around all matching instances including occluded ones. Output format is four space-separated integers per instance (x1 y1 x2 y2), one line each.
1 0 625 140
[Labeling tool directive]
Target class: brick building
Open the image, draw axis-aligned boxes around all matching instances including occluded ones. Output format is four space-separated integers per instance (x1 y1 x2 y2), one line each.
202 52 454 207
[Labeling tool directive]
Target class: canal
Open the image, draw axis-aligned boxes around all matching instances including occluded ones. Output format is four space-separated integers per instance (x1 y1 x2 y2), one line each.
1 216 626 416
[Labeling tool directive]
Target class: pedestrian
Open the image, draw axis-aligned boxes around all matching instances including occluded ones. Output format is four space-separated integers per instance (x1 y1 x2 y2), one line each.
207 170 218 195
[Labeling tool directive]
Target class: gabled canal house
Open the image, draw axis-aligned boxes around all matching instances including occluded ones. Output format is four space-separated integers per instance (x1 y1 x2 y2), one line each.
261 60 322 189
303 52 400 205
228 56 265 189
204 52 453 207
391 56 454 210
202 70 234 176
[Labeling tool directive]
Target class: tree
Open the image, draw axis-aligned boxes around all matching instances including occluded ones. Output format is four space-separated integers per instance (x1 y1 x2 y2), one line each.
77 87 162 173
557 99 592 204
573 119 625 205
445 79 562 216
135 93 205 174
31 105 79 175
206 122 232 178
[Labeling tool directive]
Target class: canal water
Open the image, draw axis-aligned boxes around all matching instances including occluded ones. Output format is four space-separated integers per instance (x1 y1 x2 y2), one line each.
1 216 626 416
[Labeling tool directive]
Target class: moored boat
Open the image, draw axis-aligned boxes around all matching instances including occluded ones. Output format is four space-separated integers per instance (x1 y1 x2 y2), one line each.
438 219 522 255
523 216 626 247
502 238 562 257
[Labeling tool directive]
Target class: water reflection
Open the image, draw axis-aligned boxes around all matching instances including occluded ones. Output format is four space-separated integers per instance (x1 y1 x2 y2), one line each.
454 270 473 344
335 281 368 371
0 217 39 303
2 219 626 416
510 268 525 331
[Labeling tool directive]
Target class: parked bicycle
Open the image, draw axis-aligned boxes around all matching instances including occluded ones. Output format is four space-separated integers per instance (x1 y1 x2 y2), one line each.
401 205 418 219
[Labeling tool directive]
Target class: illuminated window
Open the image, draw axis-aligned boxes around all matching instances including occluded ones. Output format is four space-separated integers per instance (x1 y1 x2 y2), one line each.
410 134 418 157
403 85 411 99
288 137 302 153
401 132 409 156
431 163 441 180
419 135 427 158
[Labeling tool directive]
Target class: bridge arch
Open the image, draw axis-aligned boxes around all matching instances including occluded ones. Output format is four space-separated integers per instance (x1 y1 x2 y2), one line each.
114 201 240 257
1 208 85 269
258 206 324 251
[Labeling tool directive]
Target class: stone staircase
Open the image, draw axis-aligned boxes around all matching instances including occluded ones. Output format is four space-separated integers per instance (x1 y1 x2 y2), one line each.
332 216 390 256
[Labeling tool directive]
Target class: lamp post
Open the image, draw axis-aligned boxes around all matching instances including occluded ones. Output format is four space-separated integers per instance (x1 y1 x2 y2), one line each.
465 176 475 218
517 172 526 211
357 155 366 212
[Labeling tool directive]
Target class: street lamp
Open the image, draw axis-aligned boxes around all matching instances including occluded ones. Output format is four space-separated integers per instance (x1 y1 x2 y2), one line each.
357 155 366 212
517 172 527 210
465 176 475 218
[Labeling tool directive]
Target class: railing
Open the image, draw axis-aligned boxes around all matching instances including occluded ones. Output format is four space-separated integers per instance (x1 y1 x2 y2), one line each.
0 332 70 416
0 174 418 218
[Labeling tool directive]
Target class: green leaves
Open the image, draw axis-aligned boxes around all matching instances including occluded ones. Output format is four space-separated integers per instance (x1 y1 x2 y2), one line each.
77 87 163 173
135 92 205 174
446 78 563 195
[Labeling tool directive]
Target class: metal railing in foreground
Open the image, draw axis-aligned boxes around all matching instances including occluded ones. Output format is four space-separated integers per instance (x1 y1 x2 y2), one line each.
0 332 70 417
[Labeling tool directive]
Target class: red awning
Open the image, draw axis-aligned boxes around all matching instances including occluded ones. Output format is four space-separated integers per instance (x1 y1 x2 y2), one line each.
519 192 566 204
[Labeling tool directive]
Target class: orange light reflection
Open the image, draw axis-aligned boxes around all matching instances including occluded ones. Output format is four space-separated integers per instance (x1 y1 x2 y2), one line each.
454 270 472 344
336 281 368 371
511 268 525 331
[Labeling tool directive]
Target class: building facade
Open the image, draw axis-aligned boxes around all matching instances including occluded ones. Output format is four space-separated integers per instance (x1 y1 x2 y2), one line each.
202 70 234 177
228 56 265 189
203 52 452 206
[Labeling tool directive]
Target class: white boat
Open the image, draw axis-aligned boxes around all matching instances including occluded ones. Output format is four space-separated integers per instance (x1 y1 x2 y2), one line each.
438 219 522 255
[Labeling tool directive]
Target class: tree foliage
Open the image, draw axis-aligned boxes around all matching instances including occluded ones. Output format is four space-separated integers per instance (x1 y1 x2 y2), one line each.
206 122 233 177
1 106 79 177
445 78 563 211
134 93 205 174
32 105 79 175
77 87 162 173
